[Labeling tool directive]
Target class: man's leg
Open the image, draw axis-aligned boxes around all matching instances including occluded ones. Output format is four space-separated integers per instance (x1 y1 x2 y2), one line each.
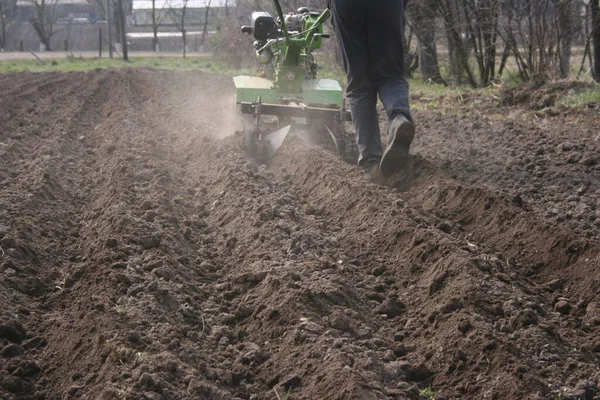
366 0 415 176
332 0 382 169
366 0 412 123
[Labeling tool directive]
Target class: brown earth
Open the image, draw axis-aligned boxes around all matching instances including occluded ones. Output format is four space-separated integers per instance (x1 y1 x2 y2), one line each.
0 69 599 400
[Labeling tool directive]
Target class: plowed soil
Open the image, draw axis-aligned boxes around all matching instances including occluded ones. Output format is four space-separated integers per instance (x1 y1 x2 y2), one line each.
1 69 599 400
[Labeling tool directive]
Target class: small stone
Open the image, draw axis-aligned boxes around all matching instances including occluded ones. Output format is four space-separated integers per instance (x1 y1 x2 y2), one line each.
1 376 25 393
514 309 538 328
12 361 41 378
301 321 325 334
1 344 23 358
436 221 453 234
138 235 161 249
544 279 566 291
139 372 156 389
560 142 575 152
72 372 84 381
222 313 237 326
235 305 253 320
187 379 207 395
441 299 463 314
411 363 434 382
383 350 397 362
142 392 164 400
241 342 263 364
135 170 155 182
128 331 142 343
378 297 406 318
0 321 26 343
482 340 497 352
393 345 409 357
200 260 216 272
281 374 301 390
585 302 600 325
68 385 84 396
330 310 353 333
555 300 572 315
146 281 158 292
22 337 47 349
143 211 158 222
457 319 472 334
141 200 154 210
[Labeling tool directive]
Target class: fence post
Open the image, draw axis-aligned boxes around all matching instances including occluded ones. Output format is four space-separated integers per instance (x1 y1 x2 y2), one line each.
20 40 23 51
99 28 102 58
64 39 68 52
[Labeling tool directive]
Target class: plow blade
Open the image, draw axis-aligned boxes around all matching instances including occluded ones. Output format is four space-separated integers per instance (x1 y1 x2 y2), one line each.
240 102 353 122
239 100 357 164
265 125 292 157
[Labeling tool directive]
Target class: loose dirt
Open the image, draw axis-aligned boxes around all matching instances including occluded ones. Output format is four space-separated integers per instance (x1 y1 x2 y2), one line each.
1 69 599 400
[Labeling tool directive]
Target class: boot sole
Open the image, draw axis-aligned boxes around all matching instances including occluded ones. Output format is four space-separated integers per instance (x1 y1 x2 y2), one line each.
380 119 415 177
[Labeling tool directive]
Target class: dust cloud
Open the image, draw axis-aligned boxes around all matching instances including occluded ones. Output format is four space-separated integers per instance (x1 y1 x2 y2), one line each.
158 72 242 140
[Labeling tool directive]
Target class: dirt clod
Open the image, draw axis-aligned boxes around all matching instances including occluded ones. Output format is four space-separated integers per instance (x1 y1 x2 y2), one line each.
281 374 302 390
555 300 573 315
0 322 26 343
378 297 406 318
0 344 23 358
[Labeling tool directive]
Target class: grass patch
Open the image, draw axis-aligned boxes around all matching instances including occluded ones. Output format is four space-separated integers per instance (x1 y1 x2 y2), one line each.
0 54 254 75
419 386 436 400
3 52 595 113
408 78 500 113
557 85 600 108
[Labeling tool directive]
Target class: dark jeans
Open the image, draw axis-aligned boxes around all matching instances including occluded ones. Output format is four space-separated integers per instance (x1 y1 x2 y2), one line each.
331 0 412 167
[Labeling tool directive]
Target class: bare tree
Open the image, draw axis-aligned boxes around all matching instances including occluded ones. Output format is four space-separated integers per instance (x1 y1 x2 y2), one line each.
438 0 479 86
151 0 168 51
496 0 568 82
465 0 500 85
169 0 189 57
29 0 59 51
556 0 579 78
593 0 600 81
407 0 445 84
200 0 212 50
117 0 128 60
0 0 6 51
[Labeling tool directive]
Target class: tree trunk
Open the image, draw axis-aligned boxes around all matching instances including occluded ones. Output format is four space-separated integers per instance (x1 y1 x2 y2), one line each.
408 0 445 84
181 2 187 58
32 0 53 51
200 0 212 49
441 0 461 83
592 0 600 82
0 1 5 50
152 0 158 51
117 0 128 60
114 4 121 46
558 0 578 79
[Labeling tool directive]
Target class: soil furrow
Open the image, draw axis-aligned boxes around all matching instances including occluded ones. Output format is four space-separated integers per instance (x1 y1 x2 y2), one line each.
1 69 599 400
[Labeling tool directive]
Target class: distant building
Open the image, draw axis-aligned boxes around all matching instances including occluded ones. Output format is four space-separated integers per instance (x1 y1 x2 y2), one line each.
15 0 101 24
132 0 234 27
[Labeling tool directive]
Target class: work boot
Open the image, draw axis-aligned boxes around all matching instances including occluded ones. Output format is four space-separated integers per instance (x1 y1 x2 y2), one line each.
362 160 382 182
380 115 415 177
